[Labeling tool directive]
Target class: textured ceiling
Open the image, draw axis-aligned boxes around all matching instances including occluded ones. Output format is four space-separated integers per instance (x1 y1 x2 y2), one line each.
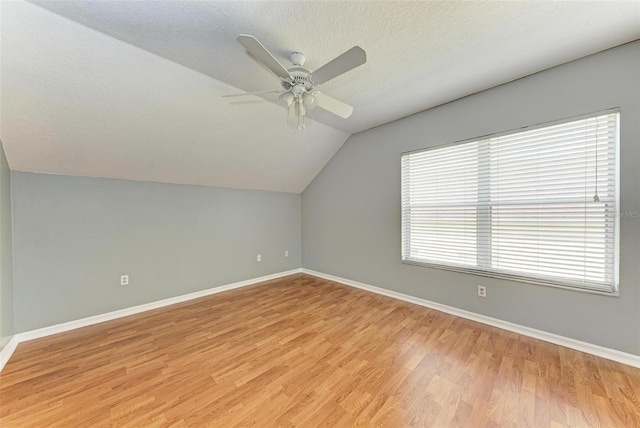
1 1 639 193
1 2 349 193
27 0 640 134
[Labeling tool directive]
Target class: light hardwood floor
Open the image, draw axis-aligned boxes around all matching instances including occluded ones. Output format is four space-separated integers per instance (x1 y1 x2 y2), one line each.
1 273 639 427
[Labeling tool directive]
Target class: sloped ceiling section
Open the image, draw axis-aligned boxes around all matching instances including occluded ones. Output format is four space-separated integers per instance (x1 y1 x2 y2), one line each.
1 2 349 193
29 0 640 134
1 1 639 193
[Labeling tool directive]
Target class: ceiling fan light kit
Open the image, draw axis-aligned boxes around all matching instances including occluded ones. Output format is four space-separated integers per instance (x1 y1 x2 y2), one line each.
279 92 294 107
225 34 366 131
302 92 317 109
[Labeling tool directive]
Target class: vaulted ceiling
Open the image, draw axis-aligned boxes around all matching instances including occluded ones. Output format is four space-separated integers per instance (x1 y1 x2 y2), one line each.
1 1 639 192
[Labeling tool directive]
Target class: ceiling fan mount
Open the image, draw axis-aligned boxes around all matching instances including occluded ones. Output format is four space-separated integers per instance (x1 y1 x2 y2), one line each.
224 35 367 131
289 51 307 67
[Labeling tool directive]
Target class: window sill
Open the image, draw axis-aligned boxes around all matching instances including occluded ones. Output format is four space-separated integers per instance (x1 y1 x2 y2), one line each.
401 259 619 297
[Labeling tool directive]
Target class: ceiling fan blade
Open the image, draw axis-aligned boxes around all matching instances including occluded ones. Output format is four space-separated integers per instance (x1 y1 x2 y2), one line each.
315 92 354 119
223 90 283 98
310 46 366 85
237 35 292 80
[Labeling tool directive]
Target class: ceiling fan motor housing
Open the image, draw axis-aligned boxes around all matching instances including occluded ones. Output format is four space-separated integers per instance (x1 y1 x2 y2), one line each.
282 67 315 93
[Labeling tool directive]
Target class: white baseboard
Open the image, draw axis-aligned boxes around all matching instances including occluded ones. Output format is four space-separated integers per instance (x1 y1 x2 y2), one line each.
302 269 640 369
4 267 637 372
0 268 302 372
0 336 19 372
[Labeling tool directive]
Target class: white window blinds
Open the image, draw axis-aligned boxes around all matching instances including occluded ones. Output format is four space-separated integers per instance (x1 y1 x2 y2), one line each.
401 111 619 294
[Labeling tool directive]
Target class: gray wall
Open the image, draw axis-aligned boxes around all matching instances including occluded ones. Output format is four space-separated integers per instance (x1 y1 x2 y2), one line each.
302 41 640 355
12 172 301 332
0 142 14 350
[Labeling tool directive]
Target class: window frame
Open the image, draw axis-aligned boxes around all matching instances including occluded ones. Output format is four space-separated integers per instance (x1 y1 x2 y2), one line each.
401 108 621 297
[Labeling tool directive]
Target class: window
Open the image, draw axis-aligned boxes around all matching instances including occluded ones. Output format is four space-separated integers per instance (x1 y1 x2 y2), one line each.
401 110 619 294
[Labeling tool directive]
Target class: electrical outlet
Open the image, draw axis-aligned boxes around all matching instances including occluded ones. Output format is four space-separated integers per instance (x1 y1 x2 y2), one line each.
284 250 289 257
478 285 487 297
257 254 262 262
121 275 129 286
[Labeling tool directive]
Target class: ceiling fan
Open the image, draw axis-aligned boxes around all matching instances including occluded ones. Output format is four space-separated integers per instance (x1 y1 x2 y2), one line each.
224 35 366 131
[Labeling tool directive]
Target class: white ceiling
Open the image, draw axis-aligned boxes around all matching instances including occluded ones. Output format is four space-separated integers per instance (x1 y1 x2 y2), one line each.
1 1 639 193
1 2 349 193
